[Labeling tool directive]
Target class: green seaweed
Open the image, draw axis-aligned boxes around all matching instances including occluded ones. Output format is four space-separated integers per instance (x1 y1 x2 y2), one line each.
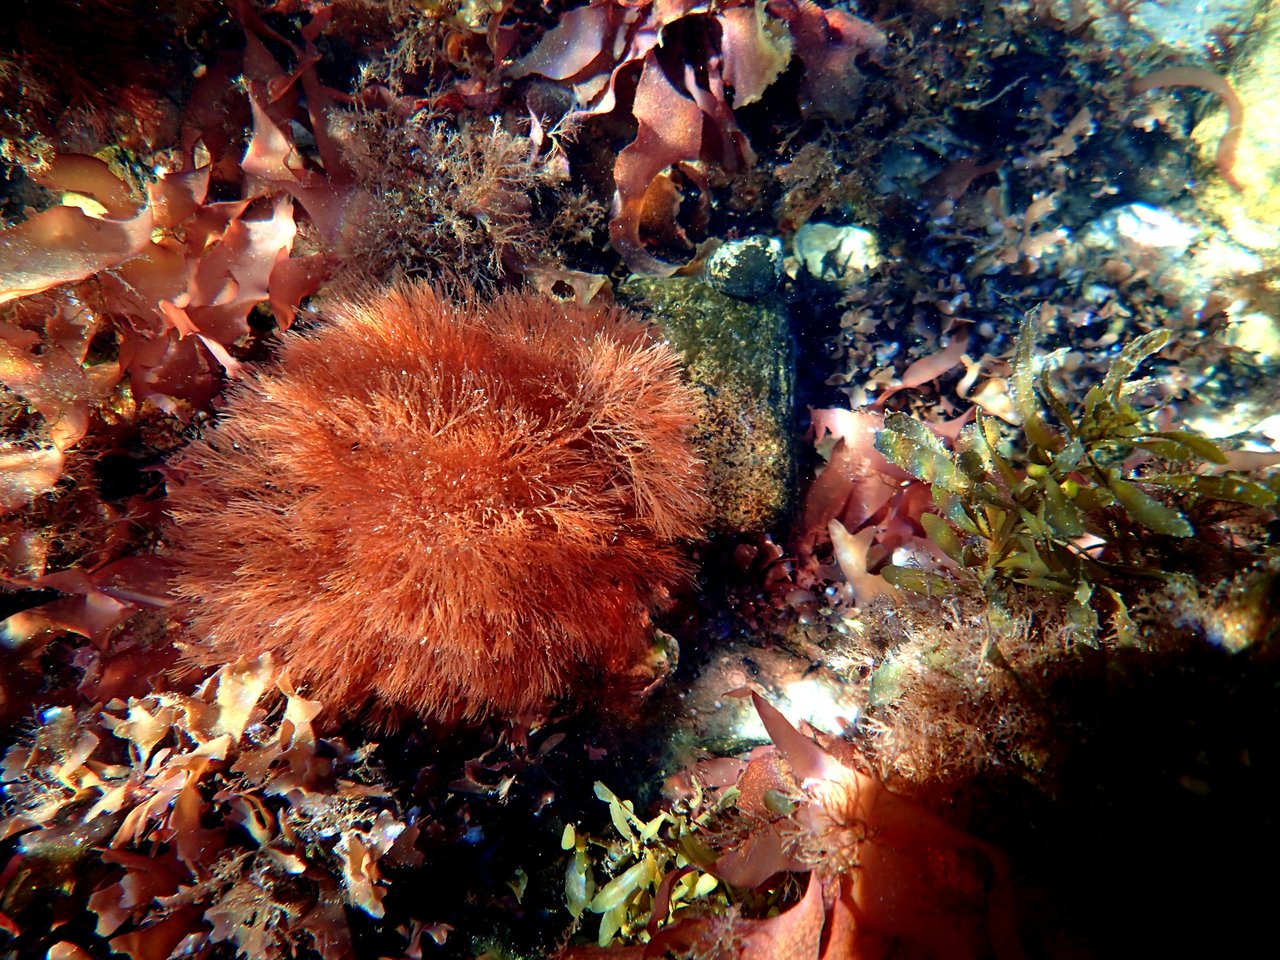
562 781 729 947
874 313 1277 608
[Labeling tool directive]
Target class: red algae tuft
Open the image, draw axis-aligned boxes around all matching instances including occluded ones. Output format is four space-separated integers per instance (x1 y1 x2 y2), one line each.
165 282 707 722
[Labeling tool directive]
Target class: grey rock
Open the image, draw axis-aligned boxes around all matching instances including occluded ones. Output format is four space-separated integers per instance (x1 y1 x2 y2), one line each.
704 235 784 301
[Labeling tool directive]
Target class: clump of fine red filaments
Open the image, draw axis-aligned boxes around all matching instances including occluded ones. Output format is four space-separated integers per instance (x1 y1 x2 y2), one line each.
165 282 707 722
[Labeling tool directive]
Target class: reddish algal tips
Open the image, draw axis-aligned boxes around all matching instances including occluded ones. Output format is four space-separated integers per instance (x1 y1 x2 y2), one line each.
165 282 707 722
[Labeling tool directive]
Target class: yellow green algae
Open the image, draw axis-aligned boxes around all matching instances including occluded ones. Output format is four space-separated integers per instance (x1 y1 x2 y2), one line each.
620 277 794 533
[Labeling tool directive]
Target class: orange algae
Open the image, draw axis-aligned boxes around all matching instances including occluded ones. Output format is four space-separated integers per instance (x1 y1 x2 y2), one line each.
166 282 708 723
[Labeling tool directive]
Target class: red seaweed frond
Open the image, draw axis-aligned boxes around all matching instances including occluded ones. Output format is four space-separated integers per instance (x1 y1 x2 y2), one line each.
1130 66 1245 192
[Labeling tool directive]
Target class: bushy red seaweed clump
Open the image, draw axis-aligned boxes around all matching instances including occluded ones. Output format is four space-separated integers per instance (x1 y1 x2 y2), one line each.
166 282 708 722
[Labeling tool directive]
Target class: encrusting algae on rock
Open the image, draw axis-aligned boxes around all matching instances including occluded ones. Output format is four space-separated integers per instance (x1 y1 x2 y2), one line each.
620 277 795 534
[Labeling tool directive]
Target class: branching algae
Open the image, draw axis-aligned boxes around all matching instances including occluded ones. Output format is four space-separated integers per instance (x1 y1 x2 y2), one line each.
873 312 1279 636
